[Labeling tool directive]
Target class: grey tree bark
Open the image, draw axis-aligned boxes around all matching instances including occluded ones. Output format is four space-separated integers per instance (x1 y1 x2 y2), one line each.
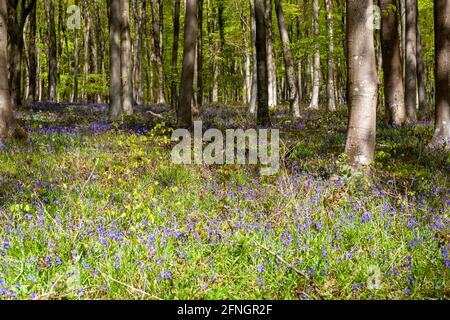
121 0 134 114
274 0 300 117
428 0 450 149
345 0 378 168
325 0 336 112
109 0 122 120
264 0 277 107
380 0 406 125
46 0 57 102
249 0 257 114
255 0 270 125
405 0 417 122
0 1 18 144
178 0 197 128
171 0 180 109
309 0 320 110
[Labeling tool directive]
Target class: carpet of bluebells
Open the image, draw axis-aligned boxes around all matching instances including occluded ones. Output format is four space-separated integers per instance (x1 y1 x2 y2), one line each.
0 103 448 300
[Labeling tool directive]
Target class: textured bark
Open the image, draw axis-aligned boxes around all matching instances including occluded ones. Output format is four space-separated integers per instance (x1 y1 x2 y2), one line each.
428 0 450 149
0 1 17 144
274 0 300 117
171 0 180 109
265 0 277 107
325 0 336 112
82 0 90 102
345 0 378 168
73 0 79 103
241 12 251 105
197 0 203 108
249 0 257 113
150 0 165 104
255 0 270 125
178 0 197 128
207 0 218 102
27 1 37 102
109 0 122 120
121 0 133 114
132 0 145 105
309 0 320 110
46 0 57 102
380 0 406 125
405 0 417 122
416 19 427 113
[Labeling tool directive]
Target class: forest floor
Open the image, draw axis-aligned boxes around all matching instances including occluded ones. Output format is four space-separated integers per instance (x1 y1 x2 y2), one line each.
0 102 448 299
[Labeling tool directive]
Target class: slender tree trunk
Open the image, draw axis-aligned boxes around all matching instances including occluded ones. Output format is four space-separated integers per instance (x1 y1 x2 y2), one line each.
109 0 122 120
265 0 277 107
73 9 79 103
255 0 270 125
249 0 257 113
121 0 134 114
309 0 320 110
399 0 406 79
171 0 180 109
405 0 417 122
82 0 90 102
132 0 144 105
274 0 300 117
428 0 450 149
0 0 17 144
325 0 336 111
416 18 427 113
27 2 37 102
150 0 165 104
345 0 378 168
46 0 58 102
380 0 406 125
178 0 197 128
241 12 251 105
197 0 203 108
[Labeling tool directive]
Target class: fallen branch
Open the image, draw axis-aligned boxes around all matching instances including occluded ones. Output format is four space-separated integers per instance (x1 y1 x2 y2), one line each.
255 241 325 300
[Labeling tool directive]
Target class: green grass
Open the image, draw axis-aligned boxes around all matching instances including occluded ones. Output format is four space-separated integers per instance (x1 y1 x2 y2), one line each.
0 104 448 300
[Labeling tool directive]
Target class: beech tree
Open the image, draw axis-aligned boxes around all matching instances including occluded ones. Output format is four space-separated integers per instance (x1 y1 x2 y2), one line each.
178 0 197 128
109 0 122 120
274 0 300 117
405 0 418 122
428 0 450 149
344 0 378 168
0 1 20 144
380 0 406 125
255 0 270 125
309 0 320 110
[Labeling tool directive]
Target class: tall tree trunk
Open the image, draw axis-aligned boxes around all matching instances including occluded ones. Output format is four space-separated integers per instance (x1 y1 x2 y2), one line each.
109 0 122 120
82 0 90 102
309 0 320 110
416 18 427 113
249 0 257 113
0 0 17 144
380 0 406 125
241 12 251 105
132 0 145 105
255 0 270 125
150 0 165 104
428 0 450 149
121 0 133 114
274 0 300 117
197 0 203 108
325 0 336 112
345 0 378 168
171 0 180 109
405 0 417 122
178 0 197 128
265 0 277 107
27 1 37 102
46 0 58 102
